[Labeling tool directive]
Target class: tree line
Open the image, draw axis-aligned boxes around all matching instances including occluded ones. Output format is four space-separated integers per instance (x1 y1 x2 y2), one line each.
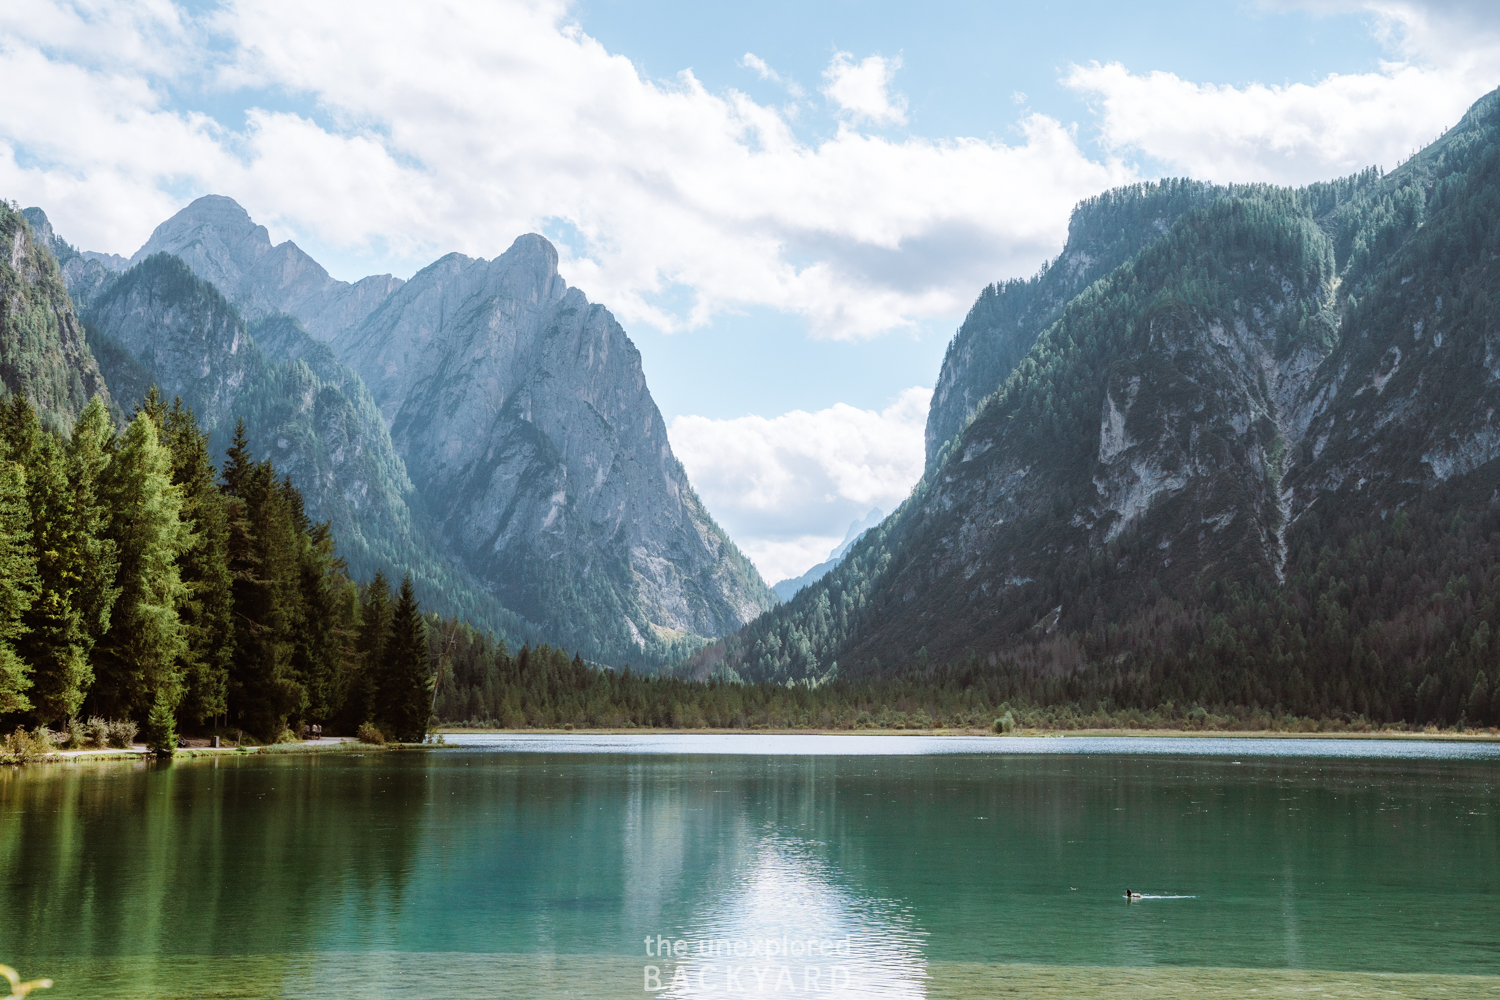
0 388 432 744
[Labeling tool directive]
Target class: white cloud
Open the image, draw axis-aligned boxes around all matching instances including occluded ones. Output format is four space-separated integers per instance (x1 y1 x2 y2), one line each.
822 52 907 126
670 387 931 581
1066 2 1499 184
0 0 1129 342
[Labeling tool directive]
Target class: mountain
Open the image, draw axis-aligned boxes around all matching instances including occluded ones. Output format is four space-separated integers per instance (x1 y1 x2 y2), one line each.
69 248 539 648
330 235 775 662
694 88 1500 727
58 197 773 664
129 195 403 340
771 508 884 602
0 205 112 425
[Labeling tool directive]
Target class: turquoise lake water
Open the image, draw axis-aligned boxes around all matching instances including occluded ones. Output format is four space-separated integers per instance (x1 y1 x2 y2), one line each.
2 735 1497 998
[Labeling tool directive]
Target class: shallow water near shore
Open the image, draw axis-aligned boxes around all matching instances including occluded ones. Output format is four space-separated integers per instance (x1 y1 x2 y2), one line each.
3 735 1498 998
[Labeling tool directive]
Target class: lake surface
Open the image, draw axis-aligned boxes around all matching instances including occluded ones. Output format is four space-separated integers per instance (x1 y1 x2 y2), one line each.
2 734 1498 999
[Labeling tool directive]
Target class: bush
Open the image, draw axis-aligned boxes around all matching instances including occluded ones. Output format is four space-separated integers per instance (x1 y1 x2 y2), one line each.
143 697 177 758
993 712 1016 734
60 717 87 749
356 722 386 745
1 727 53 763
107 719 138 748
83 717 110 749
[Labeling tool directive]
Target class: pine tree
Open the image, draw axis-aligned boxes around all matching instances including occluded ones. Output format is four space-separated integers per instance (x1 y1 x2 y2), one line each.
93 412 191 721
380 574 431 742
340 570 392 732
0 449 38 714
65 397 122 706
158 398 233 728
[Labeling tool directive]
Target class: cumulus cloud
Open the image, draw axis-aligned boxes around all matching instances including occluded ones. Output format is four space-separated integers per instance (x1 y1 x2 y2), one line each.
0 0 1129 342
822 52 908 126
669 387 931 581
1066 1 1499 184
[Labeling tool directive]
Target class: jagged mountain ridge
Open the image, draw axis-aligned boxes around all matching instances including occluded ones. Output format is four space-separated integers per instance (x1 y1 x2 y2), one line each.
332 236 774 657
697 87 1500 725
130 196 403 341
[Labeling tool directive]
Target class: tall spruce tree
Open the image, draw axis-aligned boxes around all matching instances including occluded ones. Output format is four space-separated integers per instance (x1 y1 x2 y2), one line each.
380 573 431 742
93 412 191 721
340 570 392 731
157 397 233 728
64 398 121 714
0 448 38 714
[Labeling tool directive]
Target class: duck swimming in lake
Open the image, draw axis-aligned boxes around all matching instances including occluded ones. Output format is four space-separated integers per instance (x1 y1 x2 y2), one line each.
1124 889 1143 900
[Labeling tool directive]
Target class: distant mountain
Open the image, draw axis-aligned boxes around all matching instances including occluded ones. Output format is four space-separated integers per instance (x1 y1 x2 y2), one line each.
771 508 884 602
331 235 775 662
693 87 1500 727
49 197 772 664
0 205 111 424
129 196 403 340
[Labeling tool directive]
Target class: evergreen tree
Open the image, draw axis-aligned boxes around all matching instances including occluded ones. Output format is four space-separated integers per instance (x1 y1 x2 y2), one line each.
0 448 37 714
64 397 121 709
158 397 233 728
340 570 392 731
380 573 431 742
0 394 117 724
225 455 306 741
93 412 191 721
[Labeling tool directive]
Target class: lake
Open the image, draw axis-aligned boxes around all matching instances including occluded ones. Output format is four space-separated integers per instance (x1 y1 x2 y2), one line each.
2 734 1497 999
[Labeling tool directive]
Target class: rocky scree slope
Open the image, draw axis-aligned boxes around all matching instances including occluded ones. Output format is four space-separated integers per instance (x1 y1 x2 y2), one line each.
697 88 1500 726
332 234 775 663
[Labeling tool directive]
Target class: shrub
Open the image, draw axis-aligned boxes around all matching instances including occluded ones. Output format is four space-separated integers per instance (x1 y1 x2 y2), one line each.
1 727 53 763
993 712 1016 734
356 722 386 745
60 717 87 749
107 719 138 748
83 717 110 749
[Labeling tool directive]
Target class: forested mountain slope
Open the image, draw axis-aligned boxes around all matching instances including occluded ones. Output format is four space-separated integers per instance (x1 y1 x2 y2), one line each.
333 235 775 663
697 88 1500 728
0 205 112 425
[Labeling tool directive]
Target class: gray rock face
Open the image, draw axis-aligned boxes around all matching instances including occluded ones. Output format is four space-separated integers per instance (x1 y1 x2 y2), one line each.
334 234 774 654
131 196 402 339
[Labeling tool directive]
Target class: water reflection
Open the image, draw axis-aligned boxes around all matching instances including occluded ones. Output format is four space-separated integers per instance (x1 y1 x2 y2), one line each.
654 833 926 999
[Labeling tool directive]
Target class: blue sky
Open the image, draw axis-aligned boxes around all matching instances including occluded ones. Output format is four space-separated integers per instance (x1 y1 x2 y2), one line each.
2 0 1496 580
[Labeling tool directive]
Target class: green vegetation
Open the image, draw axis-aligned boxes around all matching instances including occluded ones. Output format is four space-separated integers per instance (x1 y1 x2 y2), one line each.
0 390 437 745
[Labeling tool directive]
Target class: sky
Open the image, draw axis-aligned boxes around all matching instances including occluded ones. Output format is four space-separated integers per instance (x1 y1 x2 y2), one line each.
2 0 1498 582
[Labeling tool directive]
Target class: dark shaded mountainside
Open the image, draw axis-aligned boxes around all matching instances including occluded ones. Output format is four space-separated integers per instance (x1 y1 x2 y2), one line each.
697 88 1500 728
2 197 773 666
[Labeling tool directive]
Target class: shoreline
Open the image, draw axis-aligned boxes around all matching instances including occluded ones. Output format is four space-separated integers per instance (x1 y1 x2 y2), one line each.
433 726 1500 742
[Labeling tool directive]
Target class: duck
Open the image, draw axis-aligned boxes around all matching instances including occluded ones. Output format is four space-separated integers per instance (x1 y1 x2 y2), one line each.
1124 889 1143 900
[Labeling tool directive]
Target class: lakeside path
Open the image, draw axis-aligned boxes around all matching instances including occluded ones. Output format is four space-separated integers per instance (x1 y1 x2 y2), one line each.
30 737 359 763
